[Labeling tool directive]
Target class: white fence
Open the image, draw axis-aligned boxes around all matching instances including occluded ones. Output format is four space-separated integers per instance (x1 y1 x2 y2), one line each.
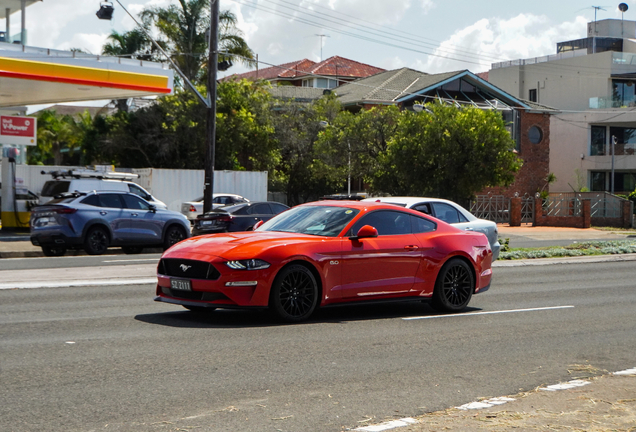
3 165 267 212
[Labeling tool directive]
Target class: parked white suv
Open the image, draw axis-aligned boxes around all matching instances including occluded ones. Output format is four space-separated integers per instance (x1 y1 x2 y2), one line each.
39 170 167 209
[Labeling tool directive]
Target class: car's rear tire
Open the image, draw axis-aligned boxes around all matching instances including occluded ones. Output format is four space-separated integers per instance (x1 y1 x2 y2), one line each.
164 225 186 250
122 246 144 254
269 264 318 322
42 245 66 257
84 227 109 255
431 258 474 313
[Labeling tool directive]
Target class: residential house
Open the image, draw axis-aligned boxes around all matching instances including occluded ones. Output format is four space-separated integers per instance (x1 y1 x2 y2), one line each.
335 67 554 198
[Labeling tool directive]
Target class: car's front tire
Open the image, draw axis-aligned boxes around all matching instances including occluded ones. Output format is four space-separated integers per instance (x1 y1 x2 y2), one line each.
164 225 186 250
84 227 109 255
269 264 318 322
41 245 66 257
431 258 474 312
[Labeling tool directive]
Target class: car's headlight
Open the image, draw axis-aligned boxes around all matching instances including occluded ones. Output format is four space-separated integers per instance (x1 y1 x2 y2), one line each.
226 259 271 270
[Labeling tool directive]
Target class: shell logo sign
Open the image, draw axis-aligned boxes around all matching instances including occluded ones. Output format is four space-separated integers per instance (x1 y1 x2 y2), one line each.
0 116 37 146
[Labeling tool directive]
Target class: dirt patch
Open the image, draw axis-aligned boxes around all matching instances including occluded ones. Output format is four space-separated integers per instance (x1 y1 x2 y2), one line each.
400 373 636 432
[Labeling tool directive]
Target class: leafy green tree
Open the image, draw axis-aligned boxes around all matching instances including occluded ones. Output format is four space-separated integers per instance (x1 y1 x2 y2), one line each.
29 111 82 165
316 106 401 193
372 103 522 204
272 95 343 205
102 80 277 171
140 0 254 83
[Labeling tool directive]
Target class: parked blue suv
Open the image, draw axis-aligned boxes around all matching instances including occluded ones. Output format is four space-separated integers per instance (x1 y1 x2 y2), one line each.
30 191 190 256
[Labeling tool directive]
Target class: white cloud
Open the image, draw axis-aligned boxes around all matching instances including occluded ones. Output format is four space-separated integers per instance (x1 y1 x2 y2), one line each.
416 14 587 74
57 33 111 55
420 0 435 14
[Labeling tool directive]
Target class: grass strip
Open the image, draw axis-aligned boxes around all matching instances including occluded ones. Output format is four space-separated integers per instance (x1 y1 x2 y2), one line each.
499 240 636 260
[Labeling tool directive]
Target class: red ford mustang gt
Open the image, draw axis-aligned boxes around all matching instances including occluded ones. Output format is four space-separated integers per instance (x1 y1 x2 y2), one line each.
155 201 493 322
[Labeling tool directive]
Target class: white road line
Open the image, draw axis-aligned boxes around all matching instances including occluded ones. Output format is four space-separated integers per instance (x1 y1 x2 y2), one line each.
102 259 159 263
403 305 575 320
613 367 636 376
0 278 156 290
540 380 591 391
355 418 418 431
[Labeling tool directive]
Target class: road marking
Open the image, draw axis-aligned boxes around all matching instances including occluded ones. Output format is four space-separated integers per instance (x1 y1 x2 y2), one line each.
613 367 636 376
457 396 516 410
0 278 156 290
403 305 575 320
102 259 159 263
540 380 591 391
355 418 417 431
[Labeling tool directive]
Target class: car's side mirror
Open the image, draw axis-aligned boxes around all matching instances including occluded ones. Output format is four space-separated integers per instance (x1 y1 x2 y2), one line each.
149 205 157 213
349 225 378 241
253 220 264 230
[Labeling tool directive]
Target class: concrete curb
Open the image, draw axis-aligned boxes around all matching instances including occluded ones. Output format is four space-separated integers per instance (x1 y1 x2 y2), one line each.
493 253 636 267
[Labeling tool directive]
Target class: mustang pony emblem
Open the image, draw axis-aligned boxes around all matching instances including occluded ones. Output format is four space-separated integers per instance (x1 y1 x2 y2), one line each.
180 264 192 272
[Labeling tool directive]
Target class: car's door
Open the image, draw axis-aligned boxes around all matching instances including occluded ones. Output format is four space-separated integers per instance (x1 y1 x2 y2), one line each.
95 193 127 242
120 194 163 243
340 210 422 299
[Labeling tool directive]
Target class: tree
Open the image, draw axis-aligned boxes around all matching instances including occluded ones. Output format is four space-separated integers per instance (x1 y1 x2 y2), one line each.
140 0 254 83
29 111 83 165
101 80 277 171
272 95 343 206
372 103 522 205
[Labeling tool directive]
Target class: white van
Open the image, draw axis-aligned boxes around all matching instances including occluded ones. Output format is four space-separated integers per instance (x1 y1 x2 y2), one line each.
39 170 167 209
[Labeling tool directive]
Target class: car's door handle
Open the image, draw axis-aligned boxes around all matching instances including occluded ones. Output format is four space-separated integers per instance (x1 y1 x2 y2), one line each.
464 227 474 231
131 213 138 217
404 245 419 250
100 211 107 215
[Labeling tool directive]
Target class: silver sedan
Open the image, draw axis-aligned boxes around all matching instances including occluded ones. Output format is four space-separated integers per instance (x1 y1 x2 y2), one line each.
362 197 501 260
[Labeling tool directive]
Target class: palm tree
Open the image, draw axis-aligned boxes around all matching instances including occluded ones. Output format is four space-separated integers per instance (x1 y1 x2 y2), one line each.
102 28 155 62
140 0 254 83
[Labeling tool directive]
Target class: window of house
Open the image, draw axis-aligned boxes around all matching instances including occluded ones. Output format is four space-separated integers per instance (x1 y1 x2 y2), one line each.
591 126 606 155
609 127 636 155
528 126 543 144
528 89 537 102
302 79 312 87
612 80 636 107
591 171 606 191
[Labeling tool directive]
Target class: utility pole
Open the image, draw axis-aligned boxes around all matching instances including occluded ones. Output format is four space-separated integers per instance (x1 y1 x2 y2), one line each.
611 135 616 194
203 0 220 214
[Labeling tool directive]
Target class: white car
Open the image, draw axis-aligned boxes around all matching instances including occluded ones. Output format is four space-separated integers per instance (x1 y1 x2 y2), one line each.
362 197 501 260
180 193 249 222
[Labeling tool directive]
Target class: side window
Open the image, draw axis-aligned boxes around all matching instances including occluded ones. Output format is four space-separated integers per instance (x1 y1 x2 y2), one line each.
128 183 150 200
249 204 272 215
270 203 288 214
410 215 436 233
350 210 412 236
99 194 124 209
81 195 101 207
432 202 460 224
121 194 150 210
412 203 432 215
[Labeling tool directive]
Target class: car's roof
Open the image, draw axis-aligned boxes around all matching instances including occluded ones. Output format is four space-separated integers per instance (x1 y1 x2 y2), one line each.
362 197 456 206
302 200 412 210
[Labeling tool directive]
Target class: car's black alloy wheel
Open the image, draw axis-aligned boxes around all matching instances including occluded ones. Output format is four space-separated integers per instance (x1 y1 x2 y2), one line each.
431 258 474 312
84 227 109 255
41 246 66 257
164 226 186 250
270 264 318 322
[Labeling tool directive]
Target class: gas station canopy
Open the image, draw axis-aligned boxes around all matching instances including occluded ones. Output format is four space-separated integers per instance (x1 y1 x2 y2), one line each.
0 43 174 107
0 1 41 19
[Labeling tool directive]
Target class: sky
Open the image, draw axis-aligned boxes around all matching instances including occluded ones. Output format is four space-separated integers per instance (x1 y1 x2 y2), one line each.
7 0 636 104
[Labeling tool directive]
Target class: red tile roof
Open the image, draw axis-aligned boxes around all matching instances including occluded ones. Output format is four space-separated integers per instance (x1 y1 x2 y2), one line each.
221 56 384 82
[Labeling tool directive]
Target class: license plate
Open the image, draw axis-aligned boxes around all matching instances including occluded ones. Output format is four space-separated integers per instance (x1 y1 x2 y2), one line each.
170 278 192 291
201 220 213 226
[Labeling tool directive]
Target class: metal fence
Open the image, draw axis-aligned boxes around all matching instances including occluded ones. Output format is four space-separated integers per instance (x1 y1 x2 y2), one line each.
546 192 624 218
470 195 510 223
521 197 534 223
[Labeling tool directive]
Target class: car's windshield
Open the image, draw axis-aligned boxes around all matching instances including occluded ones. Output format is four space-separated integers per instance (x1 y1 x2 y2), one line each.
257 205 359 237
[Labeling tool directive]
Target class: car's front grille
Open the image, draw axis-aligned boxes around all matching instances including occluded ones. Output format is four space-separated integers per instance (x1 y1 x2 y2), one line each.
158 259 220 280
161 287 229 302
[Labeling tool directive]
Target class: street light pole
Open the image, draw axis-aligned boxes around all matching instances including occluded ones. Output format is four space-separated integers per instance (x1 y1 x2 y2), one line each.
611 135 616 194
347 140 351 196
203 0 219 214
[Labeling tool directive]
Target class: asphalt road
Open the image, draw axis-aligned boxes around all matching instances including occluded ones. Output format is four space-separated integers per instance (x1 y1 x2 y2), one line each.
1 260 635 432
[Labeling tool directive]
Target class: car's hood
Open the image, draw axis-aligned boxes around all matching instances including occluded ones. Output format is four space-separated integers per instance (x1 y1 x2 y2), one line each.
163 231 325 261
